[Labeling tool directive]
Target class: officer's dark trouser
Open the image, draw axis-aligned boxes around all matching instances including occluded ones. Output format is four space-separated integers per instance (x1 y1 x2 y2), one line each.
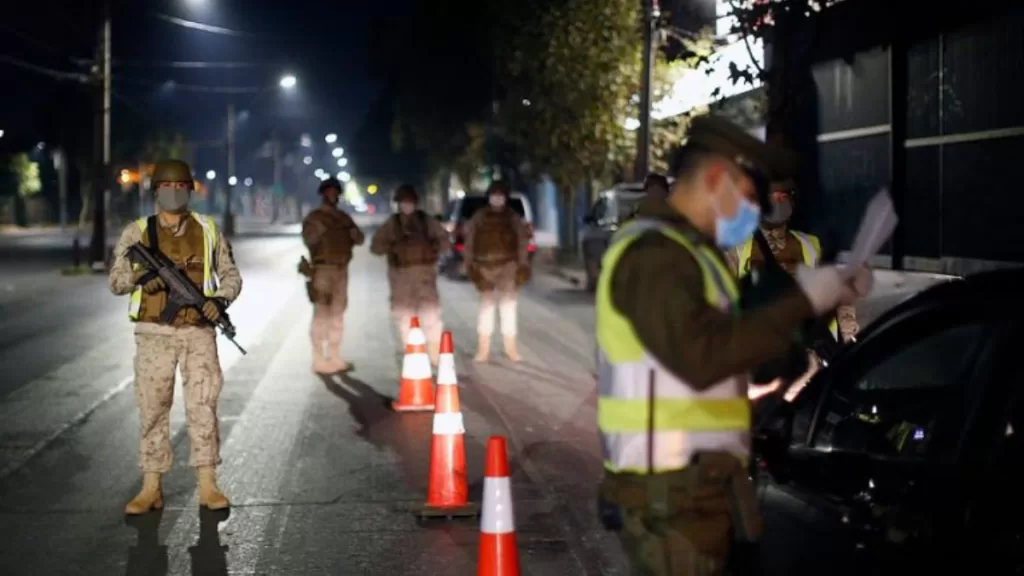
601 453 761 576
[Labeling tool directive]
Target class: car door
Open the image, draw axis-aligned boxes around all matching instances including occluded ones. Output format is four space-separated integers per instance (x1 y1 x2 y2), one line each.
757 308 998 575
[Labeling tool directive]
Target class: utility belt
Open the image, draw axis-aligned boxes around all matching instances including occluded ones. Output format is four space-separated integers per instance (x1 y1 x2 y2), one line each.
472 254 516 266
598 451 762 542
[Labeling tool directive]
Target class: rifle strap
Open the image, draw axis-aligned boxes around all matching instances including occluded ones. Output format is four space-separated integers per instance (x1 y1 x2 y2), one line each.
146 215 159 252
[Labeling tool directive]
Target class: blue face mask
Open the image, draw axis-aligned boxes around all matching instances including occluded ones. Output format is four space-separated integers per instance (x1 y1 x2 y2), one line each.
713 182 761 249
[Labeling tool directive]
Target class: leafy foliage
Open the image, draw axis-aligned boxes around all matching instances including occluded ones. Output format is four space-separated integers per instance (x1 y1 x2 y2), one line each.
8 154 42 198
495 0 642 188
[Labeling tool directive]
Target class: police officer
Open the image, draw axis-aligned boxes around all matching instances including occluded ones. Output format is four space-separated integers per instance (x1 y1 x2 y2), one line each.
302 177 365 374
370 184 450 365
108 159 242 515
595 116 873 574
628 173 672 221
730 178 859 343
463 181 532 363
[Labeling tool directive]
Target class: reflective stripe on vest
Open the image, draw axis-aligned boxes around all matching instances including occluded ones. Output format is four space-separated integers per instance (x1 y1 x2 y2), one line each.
128 213 219 321
595 218 751 475
736 230 839 340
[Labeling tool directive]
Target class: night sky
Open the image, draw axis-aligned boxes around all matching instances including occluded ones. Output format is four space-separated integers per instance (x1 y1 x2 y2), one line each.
0 0 412 184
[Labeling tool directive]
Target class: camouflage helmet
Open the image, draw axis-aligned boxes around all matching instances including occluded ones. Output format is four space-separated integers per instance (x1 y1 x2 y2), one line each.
318 177 342 194
394 184 418 203
151 159 194 188
486 180 511 197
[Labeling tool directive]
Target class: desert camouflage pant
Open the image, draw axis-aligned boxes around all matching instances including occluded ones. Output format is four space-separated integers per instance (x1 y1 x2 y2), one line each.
474 261 519 336
310 265 349 359
388 264 443 355
133 327 223 472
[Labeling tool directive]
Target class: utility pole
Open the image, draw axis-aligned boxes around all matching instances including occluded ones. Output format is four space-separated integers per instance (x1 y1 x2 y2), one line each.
89 0 112 271
271 134 281 223
224 102 236 236
634 0 659 181
54 148 68 231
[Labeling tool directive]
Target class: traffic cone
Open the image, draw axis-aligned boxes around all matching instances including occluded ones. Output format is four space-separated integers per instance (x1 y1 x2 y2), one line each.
416 332 480 518
392 317 435 412
478 436 519 576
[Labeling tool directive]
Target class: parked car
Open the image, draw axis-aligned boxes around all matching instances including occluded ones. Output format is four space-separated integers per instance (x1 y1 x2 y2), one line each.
438 193 536 280
578 183 646 290
751 267 1023 575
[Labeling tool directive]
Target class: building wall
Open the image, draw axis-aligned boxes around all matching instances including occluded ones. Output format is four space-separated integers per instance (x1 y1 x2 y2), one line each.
812 4 1024 272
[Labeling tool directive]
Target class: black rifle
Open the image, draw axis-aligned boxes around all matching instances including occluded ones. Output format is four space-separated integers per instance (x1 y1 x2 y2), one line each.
127 242 247 355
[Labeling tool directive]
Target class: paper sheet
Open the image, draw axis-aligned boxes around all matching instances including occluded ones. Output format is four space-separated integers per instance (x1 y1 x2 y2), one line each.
843 189 899 278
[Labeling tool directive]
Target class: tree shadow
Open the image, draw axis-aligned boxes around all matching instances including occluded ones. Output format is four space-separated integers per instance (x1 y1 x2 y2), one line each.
124 508 168 576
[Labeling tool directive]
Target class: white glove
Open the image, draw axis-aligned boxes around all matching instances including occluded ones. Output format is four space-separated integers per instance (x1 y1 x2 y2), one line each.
795 265 854 315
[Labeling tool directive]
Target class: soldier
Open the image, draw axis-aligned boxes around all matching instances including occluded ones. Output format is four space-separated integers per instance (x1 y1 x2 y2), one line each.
108 159 242 515
595 116 873 574
463 181 532 363
728 178 859 401
302 177 365 374
370 184 450 365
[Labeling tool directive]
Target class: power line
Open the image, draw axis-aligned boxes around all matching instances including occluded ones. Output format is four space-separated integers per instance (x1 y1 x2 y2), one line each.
114 75 267 94
0 54 91 83
109 60 272 69
151 13 252 37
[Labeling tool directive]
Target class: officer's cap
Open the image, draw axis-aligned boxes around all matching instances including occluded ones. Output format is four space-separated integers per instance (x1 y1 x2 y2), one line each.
683 115 798 211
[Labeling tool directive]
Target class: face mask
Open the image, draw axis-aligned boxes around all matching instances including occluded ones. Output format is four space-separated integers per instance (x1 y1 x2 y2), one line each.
712 179 760 249
489 195 506 208
399 202 416 215
763 199 792 225
155 186 191 213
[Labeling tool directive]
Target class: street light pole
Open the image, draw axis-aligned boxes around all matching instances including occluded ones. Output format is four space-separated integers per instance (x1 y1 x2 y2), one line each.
634 0 659 181
90 0 112 270
224 101 236 236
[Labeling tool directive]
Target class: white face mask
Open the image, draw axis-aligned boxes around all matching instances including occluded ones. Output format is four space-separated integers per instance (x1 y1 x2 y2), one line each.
489 195 506 208
399 202 416 215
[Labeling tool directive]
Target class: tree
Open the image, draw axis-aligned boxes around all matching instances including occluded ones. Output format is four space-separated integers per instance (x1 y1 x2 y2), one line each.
496 0 642 190
4 153 43 226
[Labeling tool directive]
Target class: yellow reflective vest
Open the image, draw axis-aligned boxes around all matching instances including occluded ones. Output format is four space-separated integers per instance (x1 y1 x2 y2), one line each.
128 213 219 321
736 230 839 341
596 218 750 474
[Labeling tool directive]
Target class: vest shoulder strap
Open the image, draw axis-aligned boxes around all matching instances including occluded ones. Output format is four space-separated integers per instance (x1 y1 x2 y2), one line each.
146 215 159 251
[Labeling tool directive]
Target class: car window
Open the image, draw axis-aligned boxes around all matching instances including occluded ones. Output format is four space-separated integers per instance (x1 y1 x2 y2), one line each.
458 197 527 220
811 324 990 460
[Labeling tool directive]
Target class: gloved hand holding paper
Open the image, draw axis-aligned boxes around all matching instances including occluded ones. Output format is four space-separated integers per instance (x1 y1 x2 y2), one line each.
843 188 899 279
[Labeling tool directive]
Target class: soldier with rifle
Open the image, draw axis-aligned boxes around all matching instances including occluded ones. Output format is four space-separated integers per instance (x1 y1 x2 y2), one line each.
108 159 243 515
594 116 873 575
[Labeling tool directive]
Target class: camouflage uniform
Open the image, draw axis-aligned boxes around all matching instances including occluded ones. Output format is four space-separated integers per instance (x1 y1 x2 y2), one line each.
462 202 531 362
369 210 450 363
109 214 242 474
302 204 365 372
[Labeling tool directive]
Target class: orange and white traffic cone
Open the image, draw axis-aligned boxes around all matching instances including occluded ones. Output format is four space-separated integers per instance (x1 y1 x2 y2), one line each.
392 317 435 412
417 332 480 518
478 436 519 576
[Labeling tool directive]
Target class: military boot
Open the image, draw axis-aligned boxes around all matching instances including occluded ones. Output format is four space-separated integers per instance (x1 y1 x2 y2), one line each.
503 335 522 363
196 466 230 510
473 334 491 363
125 472 163 515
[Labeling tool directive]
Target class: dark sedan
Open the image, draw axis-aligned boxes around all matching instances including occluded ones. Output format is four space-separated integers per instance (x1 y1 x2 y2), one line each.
753 267 1024 575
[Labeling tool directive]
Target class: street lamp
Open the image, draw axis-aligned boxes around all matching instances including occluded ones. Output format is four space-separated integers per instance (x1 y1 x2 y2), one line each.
206 170 216 180
325 133 338 144
243 177 253 187
228 176 238 186
332 147 344 158
303 156 313 165
338 171 351 182
337 158 348 167
0 129 4 139
279 74 297 90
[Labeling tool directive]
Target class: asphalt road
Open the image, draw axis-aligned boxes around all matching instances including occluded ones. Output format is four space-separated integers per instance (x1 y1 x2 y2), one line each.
0 224 944 576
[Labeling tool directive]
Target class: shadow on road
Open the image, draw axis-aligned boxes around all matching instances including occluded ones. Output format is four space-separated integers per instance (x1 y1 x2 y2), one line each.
317 373 434 488
188 508 230 576
124 509 168 576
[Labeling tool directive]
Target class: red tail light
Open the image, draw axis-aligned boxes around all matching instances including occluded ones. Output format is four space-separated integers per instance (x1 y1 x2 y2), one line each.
455 243 464 252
